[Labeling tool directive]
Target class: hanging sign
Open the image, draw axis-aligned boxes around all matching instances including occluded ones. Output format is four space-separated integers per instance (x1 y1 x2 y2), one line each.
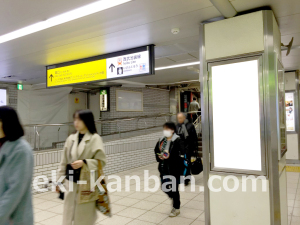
106 51 150 79
46 45 154 88
100 88 110 112
47 60 106 87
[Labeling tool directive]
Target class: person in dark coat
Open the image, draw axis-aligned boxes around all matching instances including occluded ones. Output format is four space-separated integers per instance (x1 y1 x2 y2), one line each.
176 112 198 185
154 122 184 217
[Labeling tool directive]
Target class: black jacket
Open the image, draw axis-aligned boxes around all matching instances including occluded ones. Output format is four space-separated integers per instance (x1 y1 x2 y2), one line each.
176 122 198 156
154 136 184 178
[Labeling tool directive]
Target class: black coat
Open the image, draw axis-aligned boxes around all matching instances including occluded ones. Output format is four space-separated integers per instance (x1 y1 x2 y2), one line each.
176 122 198 157
154 137 184 178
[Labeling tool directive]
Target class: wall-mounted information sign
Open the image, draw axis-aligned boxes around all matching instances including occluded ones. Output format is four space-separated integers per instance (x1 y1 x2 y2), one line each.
0 89 7 106
100 88 110 112
286 92 296 132
46 45 154 88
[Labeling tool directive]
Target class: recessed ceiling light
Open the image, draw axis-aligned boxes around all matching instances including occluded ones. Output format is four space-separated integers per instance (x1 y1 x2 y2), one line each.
0 0 132 44
155 61 200 71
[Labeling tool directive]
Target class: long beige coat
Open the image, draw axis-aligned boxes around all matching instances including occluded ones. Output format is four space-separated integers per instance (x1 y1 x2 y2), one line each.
58 132 106 225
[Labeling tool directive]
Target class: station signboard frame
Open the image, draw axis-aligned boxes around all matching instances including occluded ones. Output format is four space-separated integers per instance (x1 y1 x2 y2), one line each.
0 89 7 106
100 87 110 112
46 45 155 88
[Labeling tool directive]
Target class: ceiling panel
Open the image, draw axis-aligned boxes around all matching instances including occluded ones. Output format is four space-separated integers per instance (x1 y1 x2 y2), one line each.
155 58 175 67
0 0 300 85
231 0 300 18
0 0 99 35
128 67 199 85
278 14 300 36
0 0 213 61
167 53 197 62
189 51 200 59
0 2 220 83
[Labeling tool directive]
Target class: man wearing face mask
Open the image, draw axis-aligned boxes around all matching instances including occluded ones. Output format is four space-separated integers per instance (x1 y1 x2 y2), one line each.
154 122 184 217
176 112 198 186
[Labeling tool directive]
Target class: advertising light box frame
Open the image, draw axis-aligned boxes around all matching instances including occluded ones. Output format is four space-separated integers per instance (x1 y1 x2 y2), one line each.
208 56 266 176
46 45 155 88
285 91 297 133
100 87 110 112
0 89 7 106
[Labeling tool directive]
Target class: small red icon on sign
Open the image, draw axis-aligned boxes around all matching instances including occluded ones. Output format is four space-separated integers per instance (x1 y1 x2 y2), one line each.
117 58 122 66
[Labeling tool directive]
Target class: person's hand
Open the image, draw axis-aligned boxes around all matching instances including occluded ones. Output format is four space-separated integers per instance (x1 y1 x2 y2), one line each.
56 185 60 193
158 155 164 160
71 160 84 169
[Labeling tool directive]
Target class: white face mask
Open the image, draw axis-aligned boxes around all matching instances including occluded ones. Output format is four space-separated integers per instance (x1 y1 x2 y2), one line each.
163 130 173 138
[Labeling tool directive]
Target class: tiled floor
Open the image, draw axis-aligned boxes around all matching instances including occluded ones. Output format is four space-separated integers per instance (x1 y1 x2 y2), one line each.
33 163 205 225
287 168 300 225
33 163 300 225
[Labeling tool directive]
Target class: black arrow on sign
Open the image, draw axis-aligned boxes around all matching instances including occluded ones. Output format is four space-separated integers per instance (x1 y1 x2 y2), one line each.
109 64 115 73
49 74 54 82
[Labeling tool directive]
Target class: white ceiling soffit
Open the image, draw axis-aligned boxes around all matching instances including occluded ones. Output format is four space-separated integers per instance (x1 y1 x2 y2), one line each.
166 53 198 63
0 0 300 85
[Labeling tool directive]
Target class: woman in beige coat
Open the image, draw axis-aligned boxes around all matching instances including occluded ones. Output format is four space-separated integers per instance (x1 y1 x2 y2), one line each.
57 109 106 225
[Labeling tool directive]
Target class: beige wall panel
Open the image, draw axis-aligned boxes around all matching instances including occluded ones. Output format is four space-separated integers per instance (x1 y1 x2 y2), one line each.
287 133 299 160
205 11 264 60
210 174 271 225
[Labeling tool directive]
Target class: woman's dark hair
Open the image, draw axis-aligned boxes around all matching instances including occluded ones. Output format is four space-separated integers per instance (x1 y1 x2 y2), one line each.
0 106 24 141
193 97 197 101
163 122 176 131
74 109 97 134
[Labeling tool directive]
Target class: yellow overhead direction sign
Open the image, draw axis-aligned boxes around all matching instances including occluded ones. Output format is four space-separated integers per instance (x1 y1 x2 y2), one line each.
47 59 107 87
46 45 155 88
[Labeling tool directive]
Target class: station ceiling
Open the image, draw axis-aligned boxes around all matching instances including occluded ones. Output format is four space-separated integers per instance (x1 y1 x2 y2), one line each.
0 0 299 86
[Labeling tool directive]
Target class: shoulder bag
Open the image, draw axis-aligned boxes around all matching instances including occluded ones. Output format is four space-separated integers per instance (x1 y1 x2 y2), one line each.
96 159 112 217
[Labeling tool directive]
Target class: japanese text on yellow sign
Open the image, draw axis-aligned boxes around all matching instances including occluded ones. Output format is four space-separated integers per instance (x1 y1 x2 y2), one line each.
47 59 107 87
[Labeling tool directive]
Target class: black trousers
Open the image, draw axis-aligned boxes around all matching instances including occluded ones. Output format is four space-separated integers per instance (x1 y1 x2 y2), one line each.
192 113 198 123
160 175 181 209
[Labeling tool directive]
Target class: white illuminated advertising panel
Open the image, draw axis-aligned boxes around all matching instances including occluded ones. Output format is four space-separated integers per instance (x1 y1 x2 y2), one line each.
285 92 295 132
0 89 7 106
211 60 262 171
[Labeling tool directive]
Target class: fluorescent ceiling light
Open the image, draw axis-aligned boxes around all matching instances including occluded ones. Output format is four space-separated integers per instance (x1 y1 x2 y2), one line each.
0 0 132 44
155 61 200 71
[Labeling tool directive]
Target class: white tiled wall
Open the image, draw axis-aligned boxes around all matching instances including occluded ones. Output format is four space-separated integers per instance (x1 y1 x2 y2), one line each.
32 131 162 192
101 87 170 135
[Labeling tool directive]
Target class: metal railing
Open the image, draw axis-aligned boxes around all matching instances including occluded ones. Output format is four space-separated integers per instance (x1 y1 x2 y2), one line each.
24 113 174 151
24 111 202 151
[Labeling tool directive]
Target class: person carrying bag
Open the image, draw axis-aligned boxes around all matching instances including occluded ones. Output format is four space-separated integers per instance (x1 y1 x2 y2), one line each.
56 110 107 225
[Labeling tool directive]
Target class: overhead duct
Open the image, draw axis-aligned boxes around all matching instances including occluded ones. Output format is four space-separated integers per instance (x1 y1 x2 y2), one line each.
210 0 237 18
